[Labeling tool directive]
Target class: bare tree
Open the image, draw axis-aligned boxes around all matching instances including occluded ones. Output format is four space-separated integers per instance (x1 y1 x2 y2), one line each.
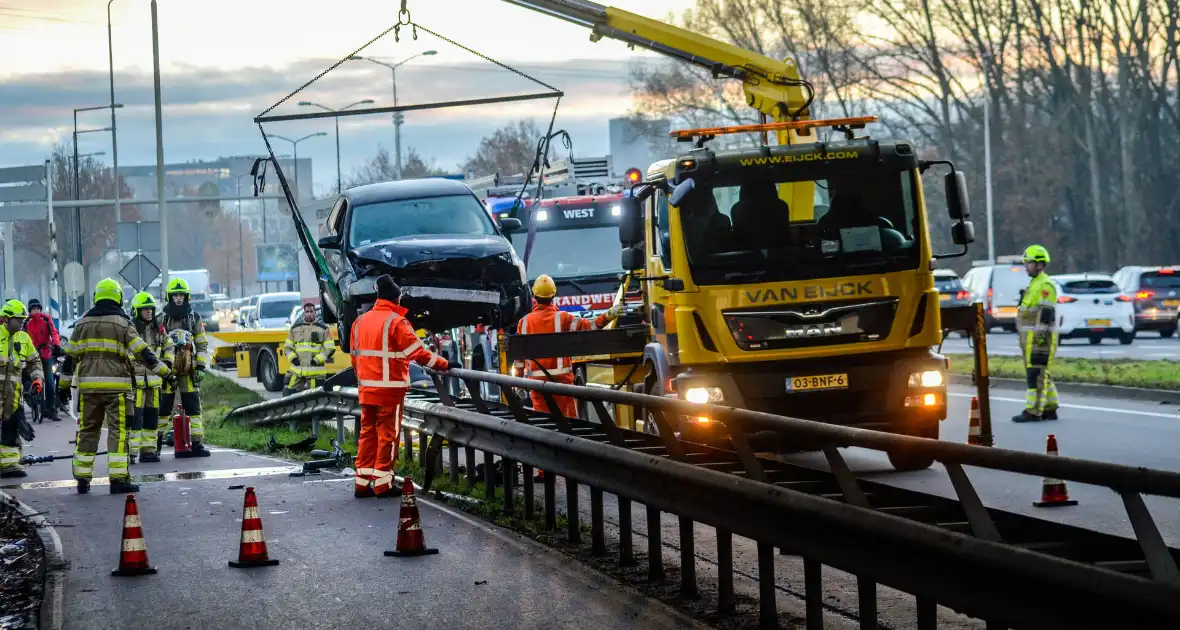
348 146 447 187
461 119 543 177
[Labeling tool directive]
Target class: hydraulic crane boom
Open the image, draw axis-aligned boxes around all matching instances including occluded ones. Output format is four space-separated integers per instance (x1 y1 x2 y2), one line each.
502 0 813 125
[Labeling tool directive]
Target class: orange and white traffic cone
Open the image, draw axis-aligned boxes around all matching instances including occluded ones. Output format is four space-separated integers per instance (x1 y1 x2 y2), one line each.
966 397 984 446
229 487 280 568
1034 434 1078 507
111 494 157 576
384 476 438 557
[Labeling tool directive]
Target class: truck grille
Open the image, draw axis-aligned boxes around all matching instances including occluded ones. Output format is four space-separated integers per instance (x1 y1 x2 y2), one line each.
722 298 899 351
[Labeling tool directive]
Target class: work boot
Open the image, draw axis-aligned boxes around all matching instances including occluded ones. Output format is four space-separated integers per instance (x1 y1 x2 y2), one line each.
1011 411 1043 423
109 480 140 494
189 442 212 457
0 466 27 478
76 479 91 494
139 452 161 463
1042 408 1059 420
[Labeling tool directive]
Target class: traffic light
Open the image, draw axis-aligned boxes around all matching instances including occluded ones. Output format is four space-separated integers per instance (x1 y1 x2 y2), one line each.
625 168 642 185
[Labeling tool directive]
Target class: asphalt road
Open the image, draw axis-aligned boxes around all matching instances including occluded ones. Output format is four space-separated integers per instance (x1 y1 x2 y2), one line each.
2 418 702 630
940 329 1178 360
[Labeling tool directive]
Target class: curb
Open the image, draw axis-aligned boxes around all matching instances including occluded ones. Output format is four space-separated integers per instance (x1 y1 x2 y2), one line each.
949 373 1180 404
0 489 64 630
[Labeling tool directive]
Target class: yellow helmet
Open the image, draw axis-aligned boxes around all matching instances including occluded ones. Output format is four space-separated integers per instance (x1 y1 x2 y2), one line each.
166 277 191 297
532 274 557 299
0 299 27 319
131 291 157 312
94 277 123 305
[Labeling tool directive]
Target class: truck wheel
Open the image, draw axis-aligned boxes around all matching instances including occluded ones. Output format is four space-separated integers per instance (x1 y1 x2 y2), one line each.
257 348 283 392
887 422 938 472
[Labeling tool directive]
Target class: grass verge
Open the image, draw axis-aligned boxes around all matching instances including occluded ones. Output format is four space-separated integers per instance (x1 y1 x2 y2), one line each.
946 354 1179 389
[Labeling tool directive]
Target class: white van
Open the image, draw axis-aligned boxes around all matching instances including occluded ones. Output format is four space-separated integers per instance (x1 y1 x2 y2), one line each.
254 292 303 329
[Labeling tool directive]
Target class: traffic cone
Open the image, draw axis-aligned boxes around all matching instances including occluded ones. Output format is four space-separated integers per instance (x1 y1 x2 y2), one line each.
229 487 280 568
111 494 157 576
966 397 984 445
384 477 438 557
1034 434 1078 507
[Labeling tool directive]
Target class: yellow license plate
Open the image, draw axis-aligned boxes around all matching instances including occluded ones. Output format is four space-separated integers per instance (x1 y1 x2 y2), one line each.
1086 319 1112 327
939 294 951 301
995 307 1018 317
786 373 849 393
1164 300 1180 307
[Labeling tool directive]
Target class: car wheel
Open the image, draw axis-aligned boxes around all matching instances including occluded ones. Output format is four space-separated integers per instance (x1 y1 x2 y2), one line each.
1088 336 1102 345
257 348 283 392
1162 329 1176 339
1119 332 1135 345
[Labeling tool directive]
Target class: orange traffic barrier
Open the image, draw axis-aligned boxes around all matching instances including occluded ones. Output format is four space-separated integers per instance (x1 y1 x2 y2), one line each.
967 396 984 446
384 477 438 557
1034 434 1078 507
229 487 280 568
112 494 157 576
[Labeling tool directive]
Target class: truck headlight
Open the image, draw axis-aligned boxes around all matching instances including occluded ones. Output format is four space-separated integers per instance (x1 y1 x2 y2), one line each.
908 370 944 387
684 386 723 404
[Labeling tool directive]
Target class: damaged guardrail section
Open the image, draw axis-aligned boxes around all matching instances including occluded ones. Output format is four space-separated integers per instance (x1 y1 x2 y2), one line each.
225 369 1180 629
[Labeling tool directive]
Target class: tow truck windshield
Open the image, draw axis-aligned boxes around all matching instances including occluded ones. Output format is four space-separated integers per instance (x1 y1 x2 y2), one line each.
677 169 921 285
349 194 496 246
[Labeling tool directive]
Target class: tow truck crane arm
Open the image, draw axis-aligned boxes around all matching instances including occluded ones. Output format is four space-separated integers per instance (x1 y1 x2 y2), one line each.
502 0 813 125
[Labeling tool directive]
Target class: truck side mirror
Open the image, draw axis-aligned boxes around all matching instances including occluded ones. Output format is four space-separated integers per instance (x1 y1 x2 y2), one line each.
621 247 644 271
945 171 970 220
669 178 696 207
952 220 976 245
618 197 644 246
317 234 341 250
498 217 522 232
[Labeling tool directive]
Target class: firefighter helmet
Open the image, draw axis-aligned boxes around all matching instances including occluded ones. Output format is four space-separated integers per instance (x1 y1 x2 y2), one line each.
0 299 27 319
94 278 123 305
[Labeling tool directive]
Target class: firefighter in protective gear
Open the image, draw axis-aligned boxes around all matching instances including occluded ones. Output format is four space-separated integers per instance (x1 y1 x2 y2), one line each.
159 277 211 456
351 275 448 498
283 302 334 395
1013 245 1059 422
514 274 621 418
59 279 171 494
0 301 43 478
130 292 174 463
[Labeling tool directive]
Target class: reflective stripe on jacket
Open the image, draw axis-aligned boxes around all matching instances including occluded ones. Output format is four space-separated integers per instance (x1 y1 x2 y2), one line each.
515 304 610 379
134 320 175 388
285 321 335 377
62 303 168 392
0 329 42 417
350 299 446 405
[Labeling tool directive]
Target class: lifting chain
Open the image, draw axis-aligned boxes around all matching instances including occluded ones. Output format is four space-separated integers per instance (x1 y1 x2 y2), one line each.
395 0 416 42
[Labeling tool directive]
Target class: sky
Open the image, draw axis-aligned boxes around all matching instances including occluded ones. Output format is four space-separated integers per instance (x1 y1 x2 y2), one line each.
0 0 695 197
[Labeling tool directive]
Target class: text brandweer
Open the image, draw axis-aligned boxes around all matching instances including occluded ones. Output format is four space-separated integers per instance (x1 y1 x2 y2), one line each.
744 282 873 303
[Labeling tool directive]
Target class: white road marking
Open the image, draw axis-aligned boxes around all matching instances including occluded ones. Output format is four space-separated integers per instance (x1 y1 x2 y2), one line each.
948 392 1180 418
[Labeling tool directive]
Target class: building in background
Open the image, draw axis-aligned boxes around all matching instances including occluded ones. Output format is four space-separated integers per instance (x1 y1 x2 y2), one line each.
608 117 676 177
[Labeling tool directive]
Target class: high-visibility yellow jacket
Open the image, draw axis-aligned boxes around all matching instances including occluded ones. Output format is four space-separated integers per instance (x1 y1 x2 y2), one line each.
0 327 42 417
61 301 170 392
285 320 335 377
161 309 209 371
133 318 176 388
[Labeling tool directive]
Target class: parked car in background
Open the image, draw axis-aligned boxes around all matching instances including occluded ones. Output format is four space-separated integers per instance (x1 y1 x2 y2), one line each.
933 269 971 308
1112 265 1180 338
255 292 303 329
960 257 1029 332
237 305 257 328
1051 273 1135 345
214 299 233 320
190 296 220 332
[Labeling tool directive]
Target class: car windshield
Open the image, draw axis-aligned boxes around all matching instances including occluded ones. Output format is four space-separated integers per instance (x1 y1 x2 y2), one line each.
934 277 963 292
989 266 1029 305
260 299 301 319
677 169 921 285
1141 272 1180 289
508 227 620 278
1060 279 1119 294
349 194 495 245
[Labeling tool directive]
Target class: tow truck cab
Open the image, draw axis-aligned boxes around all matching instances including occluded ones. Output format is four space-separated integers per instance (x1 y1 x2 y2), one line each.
624 133 975 470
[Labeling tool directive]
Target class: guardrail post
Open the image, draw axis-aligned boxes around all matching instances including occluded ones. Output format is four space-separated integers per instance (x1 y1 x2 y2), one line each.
679 516 697 598
804 557 822 629
544 473 556 531
417 431 428 468
757 542 777 629
353 416 360 446
858 580 877 630
647 504 664 580
566 477 581 544
590 487 605 555
404 428 414 461
618 498 634 566
448 441 460 486
465 446 476 487
483 450 495 502
523 464 535 520
717 530 734 614
336 417 345 444
312 416 320 440
502 458 515 515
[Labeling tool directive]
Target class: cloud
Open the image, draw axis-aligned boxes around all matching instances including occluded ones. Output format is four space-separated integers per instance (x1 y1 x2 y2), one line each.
0 56 653 196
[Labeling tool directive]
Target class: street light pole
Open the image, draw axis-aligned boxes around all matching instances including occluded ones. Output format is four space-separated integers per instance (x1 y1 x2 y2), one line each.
264 132 327 200
348 51 437 179
71 104 120 301
298 99 376 193
234 173 251 297
107 0 121 222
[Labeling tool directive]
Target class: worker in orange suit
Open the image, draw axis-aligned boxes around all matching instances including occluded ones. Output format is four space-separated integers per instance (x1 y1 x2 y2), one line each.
514 275 622 418
349 275 448 498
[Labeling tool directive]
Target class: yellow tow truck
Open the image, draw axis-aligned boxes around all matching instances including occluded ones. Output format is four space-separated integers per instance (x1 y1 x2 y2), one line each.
211 327 352 392
499 0 977 470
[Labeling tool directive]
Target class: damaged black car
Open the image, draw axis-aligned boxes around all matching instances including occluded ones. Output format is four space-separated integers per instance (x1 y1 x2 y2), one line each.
315 178 530 351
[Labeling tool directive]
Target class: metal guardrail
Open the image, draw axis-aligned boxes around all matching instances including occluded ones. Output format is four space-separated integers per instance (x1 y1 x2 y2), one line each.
225 369 1180 629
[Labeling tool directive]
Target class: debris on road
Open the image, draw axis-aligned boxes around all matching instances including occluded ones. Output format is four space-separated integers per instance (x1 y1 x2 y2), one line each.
0 497 45 629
